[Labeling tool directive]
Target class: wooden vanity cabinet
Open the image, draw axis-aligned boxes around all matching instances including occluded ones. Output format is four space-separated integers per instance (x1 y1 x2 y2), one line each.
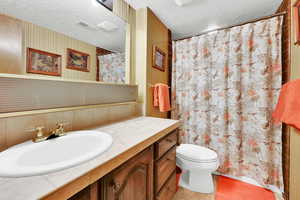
68 186 91 200
68 182 99 200
100 146 154 200
154 130 178 200
68 129 178 200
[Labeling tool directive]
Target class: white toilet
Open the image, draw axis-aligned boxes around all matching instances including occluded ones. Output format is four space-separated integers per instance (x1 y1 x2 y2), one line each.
176 144 219 194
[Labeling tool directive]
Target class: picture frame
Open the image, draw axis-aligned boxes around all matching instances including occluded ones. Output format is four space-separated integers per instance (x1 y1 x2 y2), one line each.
152 46 166 72
66 48 90 72
294 0 300 45
27 48 62 76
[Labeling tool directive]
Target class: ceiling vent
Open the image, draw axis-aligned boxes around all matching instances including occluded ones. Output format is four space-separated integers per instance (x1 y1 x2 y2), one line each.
97 21 118 32
174 0 193 6
77 21 98 31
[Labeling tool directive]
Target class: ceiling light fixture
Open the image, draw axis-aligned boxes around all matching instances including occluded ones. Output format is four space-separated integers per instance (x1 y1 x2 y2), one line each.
174 0 194 7
97 21 118 32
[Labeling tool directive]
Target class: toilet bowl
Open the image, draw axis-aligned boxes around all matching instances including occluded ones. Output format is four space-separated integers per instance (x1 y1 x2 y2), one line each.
176 144 219 193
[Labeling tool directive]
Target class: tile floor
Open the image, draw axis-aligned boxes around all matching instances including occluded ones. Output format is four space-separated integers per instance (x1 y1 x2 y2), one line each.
173 187 284 200
173 187 214 200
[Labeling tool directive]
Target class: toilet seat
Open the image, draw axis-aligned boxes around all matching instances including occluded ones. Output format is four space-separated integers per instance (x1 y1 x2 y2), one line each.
176 144 218 163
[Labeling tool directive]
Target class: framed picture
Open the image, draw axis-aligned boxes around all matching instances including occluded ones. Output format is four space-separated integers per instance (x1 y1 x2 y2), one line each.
294 0 300 45
152 46 166 72
27 48 61 76
66 48 90 72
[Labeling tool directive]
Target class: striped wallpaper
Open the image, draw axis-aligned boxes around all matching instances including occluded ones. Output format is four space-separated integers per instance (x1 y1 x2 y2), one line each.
22 21 97 81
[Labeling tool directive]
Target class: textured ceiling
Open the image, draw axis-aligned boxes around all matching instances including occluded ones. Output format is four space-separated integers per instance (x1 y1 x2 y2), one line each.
125 0 283 39
0 0 126 52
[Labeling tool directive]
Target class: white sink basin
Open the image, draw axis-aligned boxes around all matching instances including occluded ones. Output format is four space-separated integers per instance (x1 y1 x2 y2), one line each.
0 130 113 178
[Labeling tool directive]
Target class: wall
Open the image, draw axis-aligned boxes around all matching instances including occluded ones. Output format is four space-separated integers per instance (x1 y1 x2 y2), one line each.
0 75 137 113
23 21 97 81
0 14 22 74
146 9 170 118
290 0 300 200
113 0 130 22
135 8 171 118
0 14 97 81
0 102 138 152
135 8 148 115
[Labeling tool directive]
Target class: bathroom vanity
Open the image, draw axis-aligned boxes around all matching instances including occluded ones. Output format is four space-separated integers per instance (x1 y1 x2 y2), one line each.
0 117 179 200
72 125 178 200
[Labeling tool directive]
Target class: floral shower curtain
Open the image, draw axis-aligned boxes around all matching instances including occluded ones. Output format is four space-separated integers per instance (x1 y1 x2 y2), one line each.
172 16 283 191
99 53 125 83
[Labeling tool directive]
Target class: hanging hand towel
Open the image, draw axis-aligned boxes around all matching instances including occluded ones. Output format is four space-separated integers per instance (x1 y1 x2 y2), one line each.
273 79 300 129
153 83 171 112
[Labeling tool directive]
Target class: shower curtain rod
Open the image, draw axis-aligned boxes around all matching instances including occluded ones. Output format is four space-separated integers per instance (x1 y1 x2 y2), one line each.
174 11 287 42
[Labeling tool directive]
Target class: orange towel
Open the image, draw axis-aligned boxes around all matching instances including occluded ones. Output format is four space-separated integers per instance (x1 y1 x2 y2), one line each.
153 83 171 112
273 79 300 129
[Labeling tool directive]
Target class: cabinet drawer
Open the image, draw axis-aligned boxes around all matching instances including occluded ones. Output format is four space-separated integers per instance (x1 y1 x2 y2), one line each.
155 146 176 193
155 130 177 159
156 172 176 200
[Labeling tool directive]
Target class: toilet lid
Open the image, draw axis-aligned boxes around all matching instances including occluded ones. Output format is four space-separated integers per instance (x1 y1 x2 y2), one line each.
176 144 218 163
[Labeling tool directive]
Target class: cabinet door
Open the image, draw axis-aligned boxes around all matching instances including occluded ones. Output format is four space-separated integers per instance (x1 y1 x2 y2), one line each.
101 147 153 200
68 182 99 200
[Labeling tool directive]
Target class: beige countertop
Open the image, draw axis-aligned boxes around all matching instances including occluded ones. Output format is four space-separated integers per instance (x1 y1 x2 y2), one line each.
0 117 180 200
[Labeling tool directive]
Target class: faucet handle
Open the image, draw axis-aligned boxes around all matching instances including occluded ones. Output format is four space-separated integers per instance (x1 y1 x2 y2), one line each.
35 126 45 136
26 126 46 142
56 122 69 128
55 122 69 136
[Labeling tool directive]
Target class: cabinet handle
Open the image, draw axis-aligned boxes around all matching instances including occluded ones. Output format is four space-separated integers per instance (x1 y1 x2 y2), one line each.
166 157 173 161
110 180 121 191
166 139 173 143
